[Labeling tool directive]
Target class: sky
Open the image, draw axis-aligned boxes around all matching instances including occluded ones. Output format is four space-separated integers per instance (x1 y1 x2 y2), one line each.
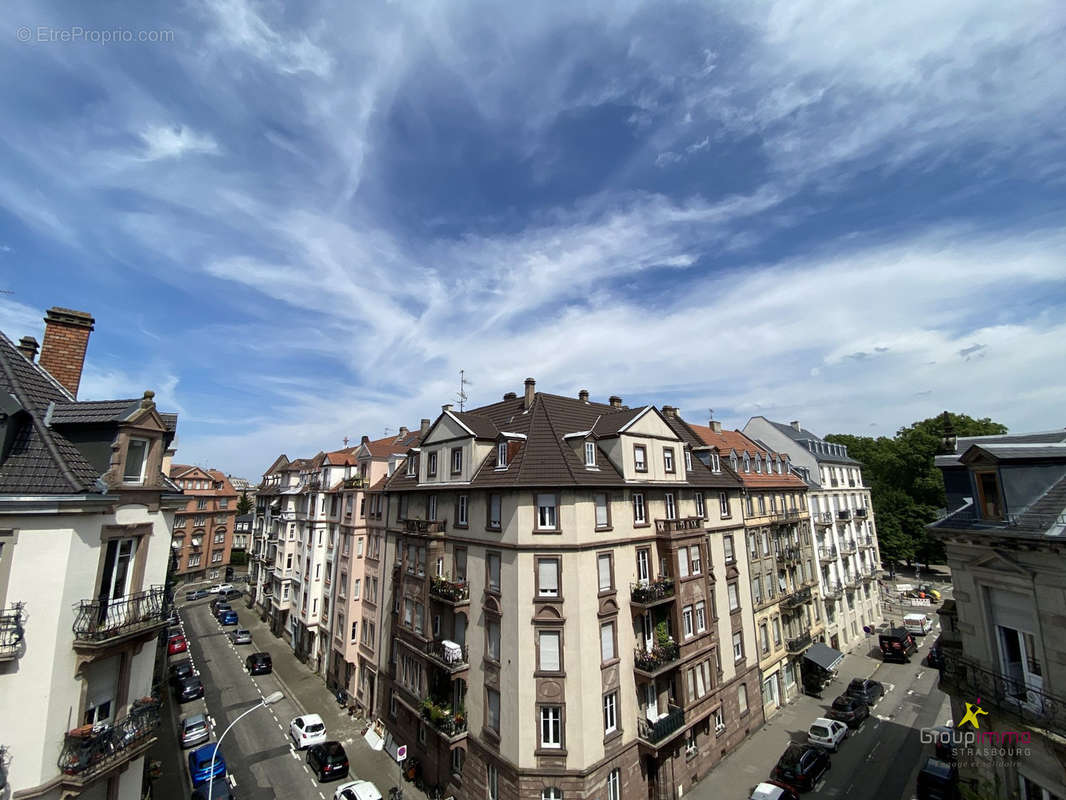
1 0 1065 479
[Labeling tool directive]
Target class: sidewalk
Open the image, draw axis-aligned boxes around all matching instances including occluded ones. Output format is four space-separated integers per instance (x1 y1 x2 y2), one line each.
233 598 426 800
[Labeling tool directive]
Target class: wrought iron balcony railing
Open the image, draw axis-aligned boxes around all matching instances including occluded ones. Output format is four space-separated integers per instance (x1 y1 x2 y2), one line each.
840 541 857 556
837 509 852 521
425 639 469 671
0 603 25 661
854 508 868 518
421 699 468 739
939 650 1066 736
72 587 169 646
58 699 160 781
814 512 834 526
779 546 801 564
630 579 676 606
429 576 470 604
404 519 447 535
786 632 813 654
823 582 844 599
655 517 704 534
638 705 685 745
781 586 812 610
634 641 681 674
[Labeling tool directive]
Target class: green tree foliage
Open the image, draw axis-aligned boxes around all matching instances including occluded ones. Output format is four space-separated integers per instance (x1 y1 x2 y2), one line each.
826 413 1007 568
237 491 253 516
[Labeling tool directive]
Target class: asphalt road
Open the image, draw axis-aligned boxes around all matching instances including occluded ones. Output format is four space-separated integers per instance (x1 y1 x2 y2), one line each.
180 597 349 800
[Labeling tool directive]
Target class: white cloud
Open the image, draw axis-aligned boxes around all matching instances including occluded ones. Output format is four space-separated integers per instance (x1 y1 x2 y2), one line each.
139 125 220 161
199 0 333 77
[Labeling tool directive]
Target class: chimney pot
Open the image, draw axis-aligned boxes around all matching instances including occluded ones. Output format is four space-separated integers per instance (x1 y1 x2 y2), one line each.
17 336 39 361
790 420 801 431
710 420 722 434
609 395 622 409
662 405 676 418
38 306 95 398
523 378 535 410
361 435 370 445
398 426 409 437
503 392 517 400
420 418 431 436
578 389 589 402
442 403 453 413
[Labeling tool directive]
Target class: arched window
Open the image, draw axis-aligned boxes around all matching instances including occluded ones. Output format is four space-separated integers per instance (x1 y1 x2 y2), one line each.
542 789 563 800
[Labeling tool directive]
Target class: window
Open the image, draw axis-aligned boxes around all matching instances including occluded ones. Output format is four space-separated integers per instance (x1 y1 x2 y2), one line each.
451 748 464 777
487 618 501 661
682 605 694 638
540 706 562 749
537 494 558 530
457 495 468 527
603 692 618 734
678 548 689 578
724 535 734 563
714 707 725 734
755 455 762 474
487 689 501 735
732 632 743 661
427 451 438 477
695 492 705 518
743 453 750 473
738 683 748 714
685 449 693 471
497 442 508 469
762 532 770 556
976 471 1003 520
538 629 561 672
487 552 501 591
594 493 609 528
537 558 560 597
695 601 706 632
751 576 762 605
597 554 613 592
543 789 562 800
773 617 782 645
760 623 769 653
690 545 701 575
632 492 646 524
351 620 359 642
352 579 361 600
728 582 739 611
451 447 463 474
663 448 675 473
600 621 616 662
634 445 647 472
664 492 676 520
174 516 186 528
406 455 416 477
585 441 597 467
710 451 721 472
488 494 502 529
757 495 766 515
608 769 621 800
123 438 149 483
636 549 650 582
428 495 438 521
719 491 730 517
197 498 207 511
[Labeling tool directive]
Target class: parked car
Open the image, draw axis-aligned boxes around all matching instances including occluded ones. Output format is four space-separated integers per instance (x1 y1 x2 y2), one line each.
219 610 239 626
807 718 848 752
167 634 189 655
827 695 870 729
246 652 272 675
212 601 232 618
223 588 243 600
931 725 956 762
926 636 945 669
290 714 328 749
307 741 349 782
334 780 383 800
230 628 252 645
844 678 885 706
879 628 918 663
191 776 233 800
186 588 210 601
905 613 934 636
749 782 801 800
916 757 959 800
169 658 195 685
188 743 226 787
771 744 830 792
208 583 234 594
180 713 211 748
176 675 205 703
913 584 942 602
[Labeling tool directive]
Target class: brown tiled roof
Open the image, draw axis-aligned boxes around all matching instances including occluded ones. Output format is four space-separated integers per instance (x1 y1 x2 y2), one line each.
365 429 422 458
685 423 805 488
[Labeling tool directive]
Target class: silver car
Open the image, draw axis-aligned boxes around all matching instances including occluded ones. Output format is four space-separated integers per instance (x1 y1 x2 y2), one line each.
230 628 252 645
180 713 210 748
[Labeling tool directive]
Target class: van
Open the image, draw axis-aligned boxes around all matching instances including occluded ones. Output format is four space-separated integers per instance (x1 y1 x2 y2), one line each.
879 628 918 663
905 614 934 636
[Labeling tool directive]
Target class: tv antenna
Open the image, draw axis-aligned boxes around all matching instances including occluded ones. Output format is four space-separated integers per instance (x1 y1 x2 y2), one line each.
457 369 470 411
384 426 394 436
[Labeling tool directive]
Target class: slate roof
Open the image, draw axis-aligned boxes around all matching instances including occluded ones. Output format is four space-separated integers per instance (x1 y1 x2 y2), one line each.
753 416 861 465
49 399 178 432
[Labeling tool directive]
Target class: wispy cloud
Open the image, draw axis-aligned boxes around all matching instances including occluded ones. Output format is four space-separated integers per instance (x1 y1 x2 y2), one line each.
139 125 220 161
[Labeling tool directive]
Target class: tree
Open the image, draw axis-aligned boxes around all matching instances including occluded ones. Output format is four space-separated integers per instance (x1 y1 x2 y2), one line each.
827 412 1007 569
237 491 253 516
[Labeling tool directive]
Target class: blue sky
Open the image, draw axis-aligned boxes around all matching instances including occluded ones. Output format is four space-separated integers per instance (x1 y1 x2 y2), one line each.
1 0 1065 478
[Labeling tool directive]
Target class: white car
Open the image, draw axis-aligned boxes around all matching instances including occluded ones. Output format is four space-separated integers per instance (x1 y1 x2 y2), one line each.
808 717 849 751
335 780 382 800
289 713 327 749
207 583 234 595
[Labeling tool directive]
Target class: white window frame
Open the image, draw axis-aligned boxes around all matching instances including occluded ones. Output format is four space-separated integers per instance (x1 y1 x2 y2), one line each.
600 621 616 662
608 769 621 800
695 492 705 518
733 632 743 660
728 582 739 612
664 448 675 473
537 494 558 530
458 495 468 526
603 692 618 734
537 558 560 597
540 706 563 749
123 437 150 484
664 492 676 520
682 605 694 638
695 601 706 632
632 492 646 524
497 442 508 469
585 441 596 467
597 554 612 591
690 545 701 574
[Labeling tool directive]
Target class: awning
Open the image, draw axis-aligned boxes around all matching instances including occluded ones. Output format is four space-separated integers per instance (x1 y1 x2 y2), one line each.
805 641 844 673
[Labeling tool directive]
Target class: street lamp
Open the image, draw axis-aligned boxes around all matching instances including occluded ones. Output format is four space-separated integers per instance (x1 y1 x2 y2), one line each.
208 691 284 800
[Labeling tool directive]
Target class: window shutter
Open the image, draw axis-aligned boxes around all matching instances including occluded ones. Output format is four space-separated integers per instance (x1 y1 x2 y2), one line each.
597 555 611 590
539 560 558 594
540 632 560 671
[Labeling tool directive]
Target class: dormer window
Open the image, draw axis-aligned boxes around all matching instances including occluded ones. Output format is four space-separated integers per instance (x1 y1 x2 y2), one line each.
710 452 721 473
755 455 762 474
406 454 416 477
743 454 750 473
123 438 149 484
975 471 1003 520
730 454 738 472
765 454 771 473
497 442 508 469
664 448 675 473
685 450 692 471
634 445 648 473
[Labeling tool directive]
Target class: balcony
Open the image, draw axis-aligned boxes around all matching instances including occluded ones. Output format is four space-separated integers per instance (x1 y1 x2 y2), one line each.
343 475 369 489
273 566 294 581
58 699 160 785
429 576 470 605
637 705 685 747
420 698 468 742
939 651 1066 737
837 509 852 521
634 641 681 677
424 639 469 672
824 582 843 600
840 541 857 556
843 574 860 590
818 546 838 561
72 587 170 650
630 579 676 607
786 632 813 654
814 512 834 527
655 517 704 535
0 603 25 661
781 586 812 610
779 546 801 565
404 519 447 535
261 584 274 597
861 571 875 584
855 508 868 519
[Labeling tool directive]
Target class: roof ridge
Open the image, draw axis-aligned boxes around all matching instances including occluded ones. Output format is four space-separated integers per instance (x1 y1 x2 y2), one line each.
1 330 76 403
539 394 578 484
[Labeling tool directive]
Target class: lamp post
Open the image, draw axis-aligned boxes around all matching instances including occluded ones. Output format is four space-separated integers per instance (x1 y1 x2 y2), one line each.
208 691 284 800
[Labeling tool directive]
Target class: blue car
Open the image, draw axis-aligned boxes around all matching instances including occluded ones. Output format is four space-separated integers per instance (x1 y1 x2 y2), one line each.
219 610 238 626
188 743 225 787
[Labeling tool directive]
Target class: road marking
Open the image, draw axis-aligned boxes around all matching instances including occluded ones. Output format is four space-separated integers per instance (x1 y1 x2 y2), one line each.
320 793 325 799
228 774 237 787
916 671 924 679
303 764 311 773
866 741 881 761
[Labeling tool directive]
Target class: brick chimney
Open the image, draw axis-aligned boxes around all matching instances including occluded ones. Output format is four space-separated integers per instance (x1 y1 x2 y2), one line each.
578 389 589 402
523 378 535 410
420 418 431 437
661 405 676 418
503 392 517 401
709 420 722 434
609 395 622 409
16 336 39 361
38 307 95 398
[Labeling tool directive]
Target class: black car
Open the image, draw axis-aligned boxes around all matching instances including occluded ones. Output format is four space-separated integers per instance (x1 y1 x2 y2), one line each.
771 744 830 792
826 695 870 729
844 678 884 706
176 675 205 703
926 636 944 670
246 652 272 675
212 602 232 619
307 741 349 782
879 628 918 663
169 658 196 685
223 588 243 601
916 757 959 800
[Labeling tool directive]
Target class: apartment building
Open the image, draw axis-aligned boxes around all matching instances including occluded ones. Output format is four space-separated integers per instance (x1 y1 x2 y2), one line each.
743 418 883 652
377 381 764 800
233 514 252 552
168 465 237 583
0 309 181 800
679 419 818 717
930 426 1066 800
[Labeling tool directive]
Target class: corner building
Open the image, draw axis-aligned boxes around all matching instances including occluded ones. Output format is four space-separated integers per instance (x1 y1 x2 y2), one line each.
378 381 764 800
